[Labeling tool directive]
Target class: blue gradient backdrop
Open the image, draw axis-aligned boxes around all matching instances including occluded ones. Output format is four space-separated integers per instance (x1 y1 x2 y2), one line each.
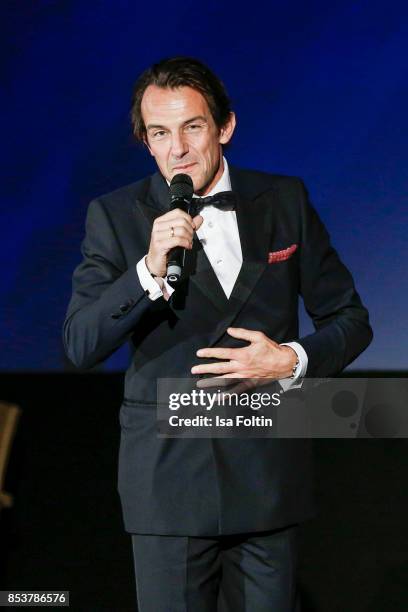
2 1 407 370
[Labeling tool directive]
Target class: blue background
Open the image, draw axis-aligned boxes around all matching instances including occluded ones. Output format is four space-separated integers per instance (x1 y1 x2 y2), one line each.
2 0 407 371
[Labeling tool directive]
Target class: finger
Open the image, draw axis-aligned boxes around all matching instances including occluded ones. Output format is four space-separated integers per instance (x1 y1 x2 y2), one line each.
157 208 194 223
229 378 258 392
226 327 263 343
195 372 244 389
155 226 194 241
154 236 192 251
216 372 247 379
192 214 204 230
195 376 235 389
196 347 237 360
191 361 237 375
155 216 195 231
214 378 256 395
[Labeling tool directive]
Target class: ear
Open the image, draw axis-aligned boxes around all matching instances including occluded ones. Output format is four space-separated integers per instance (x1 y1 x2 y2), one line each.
219 112 236 145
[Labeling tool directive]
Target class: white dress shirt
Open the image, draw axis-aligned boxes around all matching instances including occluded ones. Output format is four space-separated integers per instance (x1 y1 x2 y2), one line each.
136 157 308 381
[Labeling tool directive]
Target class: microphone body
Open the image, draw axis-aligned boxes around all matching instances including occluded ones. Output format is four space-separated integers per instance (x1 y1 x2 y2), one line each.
167 174 194 283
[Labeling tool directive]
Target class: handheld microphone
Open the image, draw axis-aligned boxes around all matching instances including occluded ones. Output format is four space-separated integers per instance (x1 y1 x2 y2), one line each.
166 173 194 283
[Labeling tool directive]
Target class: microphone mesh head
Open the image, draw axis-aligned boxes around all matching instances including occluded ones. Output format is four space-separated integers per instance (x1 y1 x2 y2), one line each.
170 173 194 200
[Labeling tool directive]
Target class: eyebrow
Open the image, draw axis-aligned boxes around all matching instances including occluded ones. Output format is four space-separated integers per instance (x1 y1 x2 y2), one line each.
146 116 208 131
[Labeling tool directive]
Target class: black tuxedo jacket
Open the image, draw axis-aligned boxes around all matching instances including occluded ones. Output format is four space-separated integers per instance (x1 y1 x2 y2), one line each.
63 165 372 535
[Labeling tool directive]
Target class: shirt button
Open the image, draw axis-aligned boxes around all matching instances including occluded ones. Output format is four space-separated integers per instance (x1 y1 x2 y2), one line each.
216 259 222 264
208 221 214 228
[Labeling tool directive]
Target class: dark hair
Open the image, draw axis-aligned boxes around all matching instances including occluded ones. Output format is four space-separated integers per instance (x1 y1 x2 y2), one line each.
130 56 232 142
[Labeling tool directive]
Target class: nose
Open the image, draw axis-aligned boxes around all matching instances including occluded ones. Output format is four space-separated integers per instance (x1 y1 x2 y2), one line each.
170 131 189 159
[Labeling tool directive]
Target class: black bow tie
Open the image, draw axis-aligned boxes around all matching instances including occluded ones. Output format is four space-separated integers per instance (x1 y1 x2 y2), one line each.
189 191 236 216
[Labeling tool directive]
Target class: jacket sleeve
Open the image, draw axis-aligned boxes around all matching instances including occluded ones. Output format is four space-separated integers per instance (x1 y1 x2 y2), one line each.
62 198 160 370
295 179 373 376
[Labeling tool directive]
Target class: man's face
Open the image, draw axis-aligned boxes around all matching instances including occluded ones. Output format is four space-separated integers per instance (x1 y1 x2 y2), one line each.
141 85 236 195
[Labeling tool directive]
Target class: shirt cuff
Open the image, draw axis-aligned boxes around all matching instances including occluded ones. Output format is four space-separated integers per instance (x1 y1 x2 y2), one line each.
136 256 175 301
278 341 308 391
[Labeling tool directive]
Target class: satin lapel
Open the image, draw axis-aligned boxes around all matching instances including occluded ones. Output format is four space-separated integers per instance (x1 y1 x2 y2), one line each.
186 238 230 312
169 234 230 316
207 187 277 347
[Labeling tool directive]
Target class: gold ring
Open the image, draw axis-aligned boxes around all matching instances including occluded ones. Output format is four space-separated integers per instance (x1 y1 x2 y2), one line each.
170 226 175 238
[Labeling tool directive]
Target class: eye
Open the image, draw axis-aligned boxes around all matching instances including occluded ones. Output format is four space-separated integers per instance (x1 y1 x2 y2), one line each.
185 123 203 132
151 130 167 140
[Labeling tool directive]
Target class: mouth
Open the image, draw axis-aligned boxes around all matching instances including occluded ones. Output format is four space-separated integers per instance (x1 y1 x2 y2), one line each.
172 162 197 171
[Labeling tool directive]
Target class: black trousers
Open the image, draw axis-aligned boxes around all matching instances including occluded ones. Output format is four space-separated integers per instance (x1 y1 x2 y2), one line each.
131 524 300 612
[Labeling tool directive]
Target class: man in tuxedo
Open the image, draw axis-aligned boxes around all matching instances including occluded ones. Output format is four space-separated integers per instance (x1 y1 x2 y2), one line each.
63 57 373 611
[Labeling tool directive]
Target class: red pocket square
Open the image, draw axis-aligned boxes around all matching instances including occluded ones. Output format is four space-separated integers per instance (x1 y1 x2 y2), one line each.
268 243 298 263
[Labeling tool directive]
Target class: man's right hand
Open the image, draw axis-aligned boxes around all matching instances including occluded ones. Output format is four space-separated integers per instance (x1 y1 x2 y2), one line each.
146 208 203 277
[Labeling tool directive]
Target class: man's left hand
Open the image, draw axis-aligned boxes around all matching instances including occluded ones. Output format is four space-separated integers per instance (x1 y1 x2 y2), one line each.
191 327 298 381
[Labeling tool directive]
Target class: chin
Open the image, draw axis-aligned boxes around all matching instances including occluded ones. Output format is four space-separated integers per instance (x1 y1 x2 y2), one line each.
193 180 208 195
189 173 206 193
196 177 215 196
